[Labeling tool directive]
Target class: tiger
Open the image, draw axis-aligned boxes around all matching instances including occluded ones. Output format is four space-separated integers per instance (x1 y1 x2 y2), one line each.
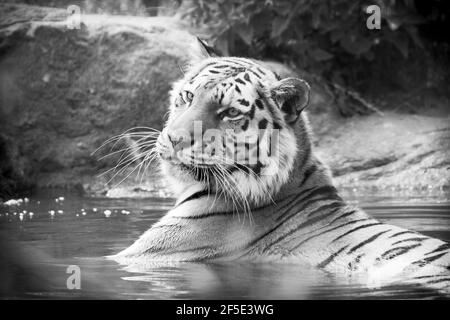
111 38 450 295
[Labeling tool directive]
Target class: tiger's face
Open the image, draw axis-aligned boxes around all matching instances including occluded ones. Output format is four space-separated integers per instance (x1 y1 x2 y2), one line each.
156 40 310 206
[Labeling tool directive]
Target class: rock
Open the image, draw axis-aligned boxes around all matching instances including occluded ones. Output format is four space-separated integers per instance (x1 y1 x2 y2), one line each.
0 133 33 198
314 112 450 195
0 4 192 199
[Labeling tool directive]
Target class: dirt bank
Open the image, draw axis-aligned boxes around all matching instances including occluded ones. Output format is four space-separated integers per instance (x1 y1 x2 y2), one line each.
0 4 449 200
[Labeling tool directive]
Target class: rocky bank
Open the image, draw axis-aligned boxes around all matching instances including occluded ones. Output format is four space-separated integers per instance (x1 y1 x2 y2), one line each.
0 4 449 200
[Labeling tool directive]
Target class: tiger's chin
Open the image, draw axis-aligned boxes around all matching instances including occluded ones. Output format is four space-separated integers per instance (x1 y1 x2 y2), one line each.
159 154 295 208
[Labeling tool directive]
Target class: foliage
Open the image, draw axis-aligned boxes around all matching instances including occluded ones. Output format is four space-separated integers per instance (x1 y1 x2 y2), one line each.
179 0 435 89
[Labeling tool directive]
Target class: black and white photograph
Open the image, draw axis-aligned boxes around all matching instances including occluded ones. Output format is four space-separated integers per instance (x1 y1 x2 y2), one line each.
0 0 449 305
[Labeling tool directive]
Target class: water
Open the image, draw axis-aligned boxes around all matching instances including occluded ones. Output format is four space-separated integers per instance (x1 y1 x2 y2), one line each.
1 189 449 299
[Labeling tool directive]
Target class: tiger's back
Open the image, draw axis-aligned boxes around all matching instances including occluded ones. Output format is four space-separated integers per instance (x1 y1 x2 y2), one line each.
111 38 450 295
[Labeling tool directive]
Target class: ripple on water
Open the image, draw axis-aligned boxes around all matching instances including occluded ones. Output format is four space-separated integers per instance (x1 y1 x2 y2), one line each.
0 190 449 299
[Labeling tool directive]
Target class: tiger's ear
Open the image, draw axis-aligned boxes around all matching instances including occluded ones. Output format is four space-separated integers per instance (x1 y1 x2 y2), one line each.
189 37 221 63
270 77 310 124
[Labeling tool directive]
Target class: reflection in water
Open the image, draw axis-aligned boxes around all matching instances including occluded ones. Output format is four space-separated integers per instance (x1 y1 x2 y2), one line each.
0 189 449 299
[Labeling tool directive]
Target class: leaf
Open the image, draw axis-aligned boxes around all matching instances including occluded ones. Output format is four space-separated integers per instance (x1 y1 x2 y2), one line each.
271 16 290 38
330 29 344 43
235 23 254 45
340 36 372 56
310 48 334 61
386 32 410 58
214 35 229 56
404 25 423 49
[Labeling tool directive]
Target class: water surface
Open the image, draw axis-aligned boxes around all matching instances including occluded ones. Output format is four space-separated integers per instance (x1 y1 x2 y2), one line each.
1 189 449 299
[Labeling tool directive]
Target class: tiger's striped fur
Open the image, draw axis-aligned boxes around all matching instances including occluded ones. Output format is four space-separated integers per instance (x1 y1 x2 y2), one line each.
112 39 450 294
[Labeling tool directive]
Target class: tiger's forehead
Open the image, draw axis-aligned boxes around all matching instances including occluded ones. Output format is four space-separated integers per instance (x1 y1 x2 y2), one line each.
186 58 277 92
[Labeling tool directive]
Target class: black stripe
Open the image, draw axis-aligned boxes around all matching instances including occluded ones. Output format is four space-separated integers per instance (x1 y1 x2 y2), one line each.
208 209 361 260
291 218 371 250
425 243 450 255
306 201 344 218
275 185 341 223
380 243 422 260
304 185 340 201
248 104 256 119
176 189 211 207
273 188 315 219
255 99 264 109
330 209 358 223
347 230 390 254
273 122 282 130
257 90 265 100
413 275 448 279
147 245 215 256
295 142 311 178
256 67 266 75
264 205 344 250
275 191 339 225
221 58 249 67
388 230 417 238
331 223 384 243
189 62 216 81
222 58 263 79
425 277 450 285
299 164 317 186
412 252 448 267
258 212 347 255
241 119 249 131
150 224 183 230
238 98 250 106
285 195 339 217
218 92 225 104
258 118 268 129
181 194 281 222
176 210 234 220
391 237 428 246
317 246 349 268
246 68 262 79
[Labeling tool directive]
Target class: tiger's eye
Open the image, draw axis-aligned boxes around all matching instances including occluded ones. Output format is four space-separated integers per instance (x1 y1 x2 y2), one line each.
226 108 240 118
185 91 194 103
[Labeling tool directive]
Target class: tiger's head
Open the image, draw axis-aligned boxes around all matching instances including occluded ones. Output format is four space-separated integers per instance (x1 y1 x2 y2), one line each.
156 39 310 207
